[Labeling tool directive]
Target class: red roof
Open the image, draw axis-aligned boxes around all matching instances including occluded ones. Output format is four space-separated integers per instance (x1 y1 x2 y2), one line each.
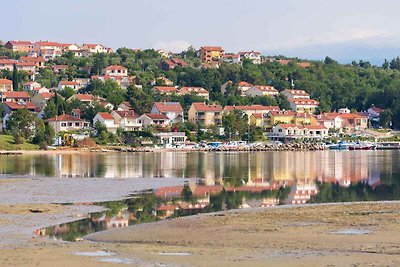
103 65 127 71
46 114 83 122
252 113 263 118
97 112 114 120
154 102 183 112
269 110 296 117
338 113 367 119
153 86 177 93
289 99 319 105
283 89 309 96
72 94 94 101
156 204 179 211
238 81 252 87
2 91 30 98
114 110 136 118
0 79 12 85
179 87 209 94
59 81 78 86
0 59 18 65
35 41 61 47
193 185 223 197
8 40 33 46
224 105 280 111
252 85 278 92
38 93 54 99
191 102 222 112
201 46 224 51
20 56 45 63
144 113 169 120
154 186 184 197
4 102 37 110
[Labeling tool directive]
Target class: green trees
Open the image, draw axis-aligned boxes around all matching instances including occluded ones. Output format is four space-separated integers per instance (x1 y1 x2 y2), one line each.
32 119 55 148
222 110 248 140
7 109 36 142
12 64 18 90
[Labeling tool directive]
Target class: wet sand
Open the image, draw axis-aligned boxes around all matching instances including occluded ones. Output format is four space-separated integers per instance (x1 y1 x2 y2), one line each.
1 201 400 266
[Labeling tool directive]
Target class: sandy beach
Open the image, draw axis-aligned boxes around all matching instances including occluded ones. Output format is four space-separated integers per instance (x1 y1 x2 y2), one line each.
1 198 400 266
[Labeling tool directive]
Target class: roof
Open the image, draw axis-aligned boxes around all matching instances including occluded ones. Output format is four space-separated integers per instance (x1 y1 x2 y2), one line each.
71 94 94 101
368 107 383 113
171 58 188 66
3 102 37 110
0 59 18 65
82 43 103 48
96 112 114 120
178 87 209 95
35 41 61 47
238 51 261 55
143 113 169 120
269 110 296 117
154 102 183 112
153 86 177 93
7 40 33 46
238 81 252 87
282 89 310 96
2 91 30 98
252 85 279 92
338 113 367 119
193 185 223 197
103 65 127 71
20 56 45 63
224 105 280 111
46 114 83 122
113 110 136 118
201 46 224 51
289 99 319 105
38 93 54 99
251 113 264 118
59 80 79 86
0 78 12 85
297 62 311 68
154 186 184 197
191 102 222 112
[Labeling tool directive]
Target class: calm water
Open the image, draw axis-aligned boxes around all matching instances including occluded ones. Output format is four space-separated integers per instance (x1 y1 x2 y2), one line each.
26 150 400 241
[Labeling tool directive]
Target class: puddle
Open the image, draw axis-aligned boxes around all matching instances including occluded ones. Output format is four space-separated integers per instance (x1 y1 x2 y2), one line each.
157 252 192 256
333 229 370 235
97 257 133 264
73 251 117 257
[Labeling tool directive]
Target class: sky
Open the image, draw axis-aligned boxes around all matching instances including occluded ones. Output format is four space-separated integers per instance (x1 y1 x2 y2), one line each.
2 0 400 64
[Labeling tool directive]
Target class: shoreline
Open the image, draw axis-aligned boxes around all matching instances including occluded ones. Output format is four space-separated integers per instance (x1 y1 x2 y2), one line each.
2 200 400 266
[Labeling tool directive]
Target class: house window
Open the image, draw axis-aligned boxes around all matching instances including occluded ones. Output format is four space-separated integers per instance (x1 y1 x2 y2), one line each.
61 123 66 127
67 123 72 126
278 129 282 132
75 123 80 126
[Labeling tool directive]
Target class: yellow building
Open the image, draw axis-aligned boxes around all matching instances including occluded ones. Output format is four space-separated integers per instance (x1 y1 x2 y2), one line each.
188 102 223 126
200 46 224 63
262 110 317 130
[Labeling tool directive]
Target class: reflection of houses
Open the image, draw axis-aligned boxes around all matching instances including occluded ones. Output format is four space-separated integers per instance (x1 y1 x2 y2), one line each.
286 182 318 204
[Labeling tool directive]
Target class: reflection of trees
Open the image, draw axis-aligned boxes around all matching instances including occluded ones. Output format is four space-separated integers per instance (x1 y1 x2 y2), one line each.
310 176 400 203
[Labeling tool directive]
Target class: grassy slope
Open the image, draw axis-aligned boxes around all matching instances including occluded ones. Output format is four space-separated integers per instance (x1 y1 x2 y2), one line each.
0 135 39 150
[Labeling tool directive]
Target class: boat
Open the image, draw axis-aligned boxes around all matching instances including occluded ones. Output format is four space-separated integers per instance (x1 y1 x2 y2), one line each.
375 142 400 150
348 142 375 150
327 141 354 150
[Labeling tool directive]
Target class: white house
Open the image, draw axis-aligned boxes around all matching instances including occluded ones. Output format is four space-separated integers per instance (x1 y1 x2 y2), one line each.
270 124 328 141
58 81 80 91
316 113 343 130
281 89 310 100
151 102 184 123
289 99 319 114
46 114 90 133
238 51 261 64
244 85 279 97
111 110 142 131
101 65 128 77
93 112 119 133
138 114 170 128
23 81 41 92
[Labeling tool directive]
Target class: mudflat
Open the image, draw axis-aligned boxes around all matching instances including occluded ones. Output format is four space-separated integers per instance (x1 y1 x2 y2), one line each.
1 202 400 266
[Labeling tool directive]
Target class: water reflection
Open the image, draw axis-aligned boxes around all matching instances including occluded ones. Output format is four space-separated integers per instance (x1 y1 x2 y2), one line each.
39 168 400 242
1 151 399 183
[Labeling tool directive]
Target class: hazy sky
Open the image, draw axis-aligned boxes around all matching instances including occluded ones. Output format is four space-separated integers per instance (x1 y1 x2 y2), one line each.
2 0 400 63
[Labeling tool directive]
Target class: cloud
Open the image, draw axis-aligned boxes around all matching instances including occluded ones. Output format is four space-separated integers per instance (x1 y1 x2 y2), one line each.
153 40 192 53
267 28 392 51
